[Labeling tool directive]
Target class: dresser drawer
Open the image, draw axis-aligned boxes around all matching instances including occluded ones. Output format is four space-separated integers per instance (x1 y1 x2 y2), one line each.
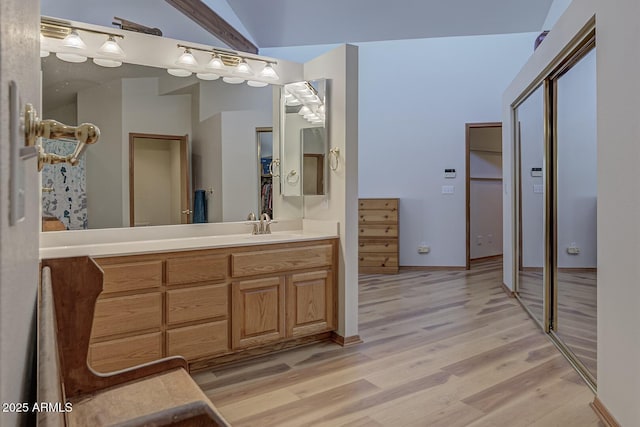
359 253 399 268
92 293 162 338
166 254 228 285
167 320 229 360
98 260 163 295
231 244 333 278
359 209 398 224
167 283 229 326
359 225 398 238
359 239 398 253
359 199 398 211
89 332 162 373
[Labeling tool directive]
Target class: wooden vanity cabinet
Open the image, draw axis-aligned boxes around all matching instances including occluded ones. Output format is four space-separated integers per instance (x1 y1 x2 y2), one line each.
86 238 338 371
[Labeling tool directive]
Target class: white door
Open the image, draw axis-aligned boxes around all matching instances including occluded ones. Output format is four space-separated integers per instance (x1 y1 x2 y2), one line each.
0 1 42 426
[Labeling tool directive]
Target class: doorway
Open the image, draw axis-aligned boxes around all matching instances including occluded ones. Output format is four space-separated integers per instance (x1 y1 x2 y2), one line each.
129 133 190 226
466 122 503 269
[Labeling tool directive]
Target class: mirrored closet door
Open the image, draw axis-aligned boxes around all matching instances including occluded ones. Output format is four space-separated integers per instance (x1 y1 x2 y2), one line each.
515 31 597 388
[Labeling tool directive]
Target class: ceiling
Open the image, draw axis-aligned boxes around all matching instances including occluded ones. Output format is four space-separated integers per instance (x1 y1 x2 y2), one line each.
42 0 554 51
223 0 554 48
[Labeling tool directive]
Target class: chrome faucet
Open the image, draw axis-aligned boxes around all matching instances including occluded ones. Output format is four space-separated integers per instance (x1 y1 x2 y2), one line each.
246 212 259 234
259 213 272 234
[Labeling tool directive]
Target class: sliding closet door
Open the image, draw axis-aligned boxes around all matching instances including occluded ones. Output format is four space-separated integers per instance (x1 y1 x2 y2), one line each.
553 47 597 380
515 85 546 325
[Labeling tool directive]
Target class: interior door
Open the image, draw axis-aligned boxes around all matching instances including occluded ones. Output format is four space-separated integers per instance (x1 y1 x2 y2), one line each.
0 0 42 425
129 133 190 226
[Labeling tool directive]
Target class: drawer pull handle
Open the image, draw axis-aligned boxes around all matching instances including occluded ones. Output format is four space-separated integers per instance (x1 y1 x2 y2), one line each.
385 227 390 233
385 243 389 247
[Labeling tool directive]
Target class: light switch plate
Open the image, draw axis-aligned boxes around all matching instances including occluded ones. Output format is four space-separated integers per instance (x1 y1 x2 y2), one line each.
442 185 455 195
533 184 543 194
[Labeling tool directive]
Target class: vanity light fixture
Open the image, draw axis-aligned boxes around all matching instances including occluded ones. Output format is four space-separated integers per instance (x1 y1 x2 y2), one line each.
172 43 279 86
40 34 50 57
259 63 279 80
41 18 126 65
93 36 125 67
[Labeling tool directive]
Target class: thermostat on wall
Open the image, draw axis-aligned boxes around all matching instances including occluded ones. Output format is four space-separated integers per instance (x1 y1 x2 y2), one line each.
444 168 456 178
531 167 543 177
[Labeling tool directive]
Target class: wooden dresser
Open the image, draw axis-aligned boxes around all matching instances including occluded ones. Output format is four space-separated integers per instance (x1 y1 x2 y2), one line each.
358 198 399 274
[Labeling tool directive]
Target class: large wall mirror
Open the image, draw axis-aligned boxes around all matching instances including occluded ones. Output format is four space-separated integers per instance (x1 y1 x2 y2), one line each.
281 79 328 197
41 46 278 229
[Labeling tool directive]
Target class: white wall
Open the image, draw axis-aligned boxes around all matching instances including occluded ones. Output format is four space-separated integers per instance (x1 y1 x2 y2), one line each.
121 77 191 226
542 0 574 30
44 100 76 125
78 79 124 229
358 33 536 267
301 45 360 339
517 85 545 268
220 110 271 221
556 48 596 268
504 0 640 423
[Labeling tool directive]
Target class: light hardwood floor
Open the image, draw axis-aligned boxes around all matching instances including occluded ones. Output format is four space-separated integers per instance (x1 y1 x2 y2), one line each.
193 259 603 426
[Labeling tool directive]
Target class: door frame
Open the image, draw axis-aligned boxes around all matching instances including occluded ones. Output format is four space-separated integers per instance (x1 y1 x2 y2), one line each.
129 132 190 227
465 122 502 269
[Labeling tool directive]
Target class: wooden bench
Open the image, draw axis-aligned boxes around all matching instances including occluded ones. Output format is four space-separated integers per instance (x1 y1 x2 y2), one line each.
39 256 230 427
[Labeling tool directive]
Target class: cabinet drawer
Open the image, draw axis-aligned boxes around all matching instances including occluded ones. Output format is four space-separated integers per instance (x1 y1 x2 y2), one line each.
231 244 333 278
359 209 398 224
98 260 163 294
359 225 398 238
167 320 229 360
89 332 162 373
359 239 398 253
359 199 398 211
358 253 399 268
166 254 228 285
92 293 162 338
167 283 228 326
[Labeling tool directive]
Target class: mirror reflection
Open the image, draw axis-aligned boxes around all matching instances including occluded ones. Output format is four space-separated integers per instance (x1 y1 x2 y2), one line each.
41 56 275 229
257 127 274 218
516 84 545 324
281 79 327 197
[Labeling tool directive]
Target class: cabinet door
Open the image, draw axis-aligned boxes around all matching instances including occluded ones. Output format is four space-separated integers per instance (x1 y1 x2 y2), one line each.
286 270 335 338
232 276 285 349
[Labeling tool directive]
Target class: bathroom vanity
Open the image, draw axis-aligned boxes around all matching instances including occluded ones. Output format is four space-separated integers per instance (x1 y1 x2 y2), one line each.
40 220 339 372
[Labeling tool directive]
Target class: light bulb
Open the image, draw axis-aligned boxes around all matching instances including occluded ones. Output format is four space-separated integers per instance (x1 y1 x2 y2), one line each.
258 63 278 80
176 49 198 67
206 54 225 70
223 76 245 84
98 36 124 57
235 58 253 75
167 68 192 77
196 72 220 81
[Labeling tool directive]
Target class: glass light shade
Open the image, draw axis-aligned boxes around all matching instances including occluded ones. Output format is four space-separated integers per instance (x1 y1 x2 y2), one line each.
206 54 225 70
298 106 311 116
62 30 87 50
318 105 326 113
167 68 192 77
258 63 278 80
247 80 268 87
55 52 87 63
286 98 302 106
176 49 198 67
93 58 122 67
98 36 124 57
235 59 253 75
40 34 50 57
196 72 220 81
222 76 245 84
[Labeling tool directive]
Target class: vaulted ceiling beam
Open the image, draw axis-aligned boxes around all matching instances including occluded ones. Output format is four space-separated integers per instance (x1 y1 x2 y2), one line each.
165 0 258 54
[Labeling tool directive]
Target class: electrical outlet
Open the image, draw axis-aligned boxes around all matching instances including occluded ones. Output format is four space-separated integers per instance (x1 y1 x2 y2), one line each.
418 245 430 254
487 234 493 244
567 246 581 255
476 235 482 245
442 185 455 195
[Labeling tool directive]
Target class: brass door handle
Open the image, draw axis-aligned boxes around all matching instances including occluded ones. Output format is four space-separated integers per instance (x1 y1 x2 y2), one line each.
24 104 100 171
